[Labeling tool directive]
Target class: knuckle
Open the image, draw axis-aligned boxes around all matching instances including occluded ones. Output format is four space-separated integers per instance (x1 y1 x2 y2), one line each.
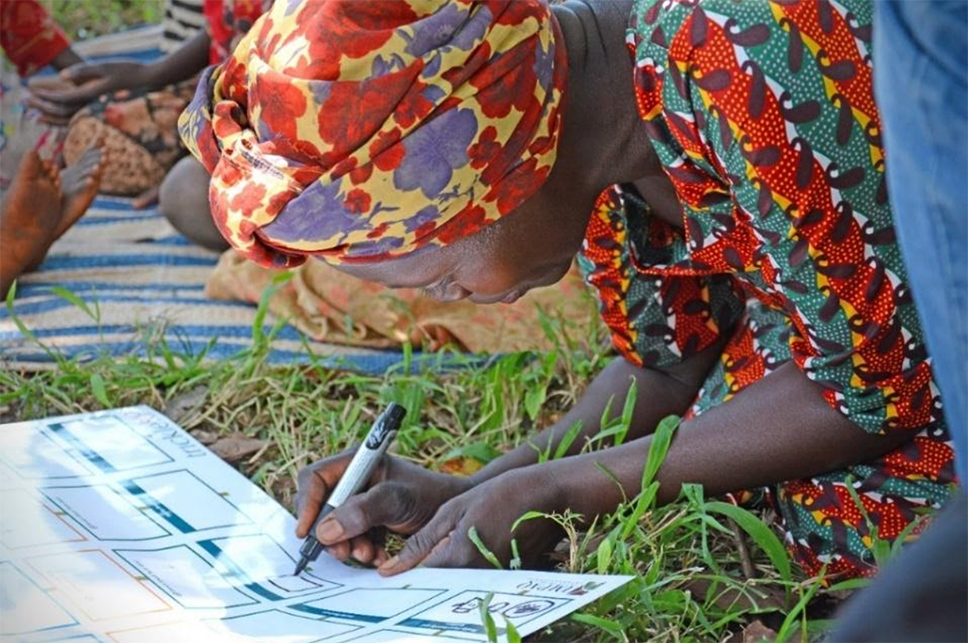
340 502 367 532
436 498 456 517
404 530 436 560
381 482 411 514
450 529 477 566
296 466 317 486
439 498 464 522
425 539 471 569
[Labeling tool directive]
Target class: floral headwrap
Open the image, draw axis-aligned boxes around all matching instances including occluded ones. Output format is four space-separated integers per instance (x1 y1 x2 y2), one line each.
179 0 567 267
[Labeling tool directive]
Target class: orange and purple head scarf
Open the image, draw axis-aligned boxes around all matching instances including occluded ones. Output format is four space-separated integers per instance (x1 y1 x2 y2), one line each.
178 0 567 267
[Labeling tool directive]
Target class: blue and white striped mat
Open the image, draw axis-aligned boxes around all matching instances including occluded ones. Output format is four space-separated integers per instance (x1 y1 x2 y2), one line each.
0 196 407 372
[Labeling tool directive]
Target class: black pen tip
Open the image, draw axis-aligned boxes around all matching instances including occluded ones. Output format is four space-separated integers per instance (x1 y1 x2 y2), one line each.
294 558 308 576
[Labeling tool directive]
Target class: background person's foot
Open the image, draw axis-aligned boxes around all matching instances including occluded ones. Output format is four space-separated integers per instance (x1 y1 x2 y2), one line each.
55 140 105 238
1 142 105 296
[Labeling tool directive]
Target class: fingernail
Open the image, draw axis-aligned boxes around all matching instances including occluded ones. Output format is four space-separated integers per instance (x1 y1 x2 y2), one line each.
378 555 399 572
316 518 343 543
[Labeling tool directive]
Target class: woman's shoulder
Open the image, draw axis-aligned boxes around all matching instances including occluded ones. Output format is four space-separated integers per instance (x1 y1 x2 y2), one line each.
628 0 774 51
629 0 874 56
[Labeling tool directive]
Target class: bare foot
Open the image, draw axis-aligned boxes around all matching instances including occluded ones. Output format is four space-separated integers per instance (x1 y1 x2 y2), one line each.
0 142 104 297
2 151 63 281
55 141 105 238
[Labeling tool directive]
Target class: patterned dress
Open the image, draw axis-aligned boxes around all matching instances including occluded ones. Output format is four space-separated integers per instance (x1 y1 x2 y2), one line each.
62 0 270 196
578 0 958 580
0 0 71 77
0 0 72 191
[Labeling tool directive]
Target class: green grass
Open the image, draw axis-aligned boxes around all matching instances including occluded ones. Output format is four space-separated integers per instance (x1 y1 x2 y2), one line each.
41 0 164 41
2 2 873 640
0 284 856 642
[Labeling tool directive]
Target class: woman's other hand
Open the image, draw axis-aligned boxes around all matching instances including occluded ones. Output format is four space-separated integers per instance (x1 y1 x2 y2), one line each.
378 466 566 576
294 450 473 566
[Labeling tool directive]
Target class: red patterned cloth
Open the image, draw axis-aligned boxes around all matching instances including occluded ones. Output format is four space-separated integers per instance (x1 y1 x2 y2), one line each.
202 0 269 65
0 0 71 77
579 0 957 581
179 0 567 267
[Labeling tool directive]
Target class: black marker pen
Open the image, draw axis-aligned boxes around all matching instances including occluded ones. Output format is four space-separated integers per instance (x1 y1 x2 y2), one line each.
293 402 406 575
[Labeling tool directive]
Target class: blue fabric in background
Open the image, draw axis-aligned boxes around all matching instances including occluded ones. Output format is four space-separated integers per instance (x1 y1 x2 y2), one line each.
874 0 968 480
830 3 967 641
7 38 414 374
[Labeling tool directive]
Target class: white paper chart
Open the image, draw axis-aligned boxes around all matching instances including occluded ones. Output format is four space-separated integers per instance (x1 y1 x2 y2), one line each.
0 406 630 642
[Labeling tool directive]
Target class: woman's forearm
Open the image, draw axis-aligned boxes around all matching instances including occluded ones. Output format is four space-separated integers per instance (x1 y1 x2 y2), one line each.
50 47 83 71
145 30 211 87
552 361 920 519
467 341 725 486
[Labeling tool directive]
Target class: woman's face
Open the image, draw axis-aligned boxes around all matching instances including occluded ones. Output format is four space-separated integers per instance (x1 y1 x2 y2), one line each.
334 178 594 304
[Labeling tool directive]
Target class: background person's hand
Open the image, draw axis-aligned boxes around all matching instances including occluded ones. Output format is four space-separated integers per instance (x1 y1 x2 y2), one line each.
377 466 566 576
294 450 473 566
25 75 76 93
27 60 149 124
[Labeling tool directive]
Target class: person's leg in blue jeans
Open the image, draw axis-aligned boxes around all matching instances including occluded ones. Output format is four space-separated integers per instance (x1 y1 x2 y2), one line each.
875 0 967 478
830 2 967 640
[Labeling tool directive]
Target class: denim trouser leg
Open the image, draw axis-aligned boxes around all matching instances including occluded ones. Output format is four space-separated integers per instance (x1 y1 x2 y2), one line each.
829 4 968 640
874 0 968 480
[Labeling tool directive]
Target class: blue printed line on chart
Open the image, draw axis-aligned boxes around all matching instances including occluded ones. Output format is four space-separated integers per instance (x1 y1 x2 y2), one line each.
289 604 386 624
398 618 489 635
195 540 289 602
120 480 195 533
48 423 116 473
112 545 258 610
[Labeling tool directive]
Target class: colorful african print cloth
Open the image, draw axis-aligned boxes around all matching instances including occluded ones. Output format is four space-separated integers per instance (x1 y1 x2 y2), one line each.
579 0 957 581
203 0 270 64
179 0 567 268
0 1 68 193
59 0 268 197
63 81 198 196
0 0 72 188
0 0 71 77
207 251 596 353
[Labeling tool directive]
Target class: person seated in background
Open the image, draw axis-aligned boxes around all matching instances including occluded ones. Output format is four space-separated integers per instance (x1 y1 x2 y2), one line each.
1 0 85 189
0 0 83 89
27 0 268 249
0 0 104 298
24 0 599 358
0 144 104 298
178 0 957 581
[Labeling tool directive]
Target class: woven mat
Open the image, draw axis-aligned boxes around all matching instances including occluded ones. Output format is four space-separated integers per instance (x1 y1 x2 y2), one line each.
1 197 407 372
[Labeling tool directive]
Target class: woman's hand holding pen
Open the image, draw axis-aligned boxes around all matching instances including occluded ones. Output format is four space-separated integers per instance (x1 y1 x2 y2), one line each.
294 452 569 575
294 450 472 567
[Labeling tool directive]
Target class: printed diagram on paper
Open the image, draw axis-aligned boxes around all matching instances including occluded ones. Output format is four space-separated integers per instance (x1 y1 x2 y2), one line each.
0 407 631 642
